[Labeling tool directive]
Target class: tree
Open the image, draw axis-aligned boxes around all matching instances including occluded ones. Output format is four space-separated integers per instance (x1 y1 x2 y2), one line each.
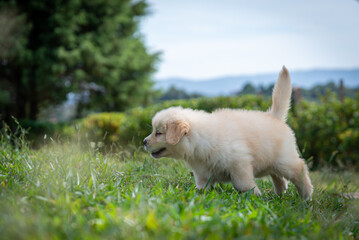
0 6 28 122
258 84 274 97
0 0 158 121
159 86 203 101
239 83 256 95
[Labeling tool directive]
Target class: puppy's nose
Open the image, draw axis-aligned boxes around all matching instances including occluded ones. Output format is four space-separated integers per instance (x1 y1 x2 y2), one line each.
143 139 148 146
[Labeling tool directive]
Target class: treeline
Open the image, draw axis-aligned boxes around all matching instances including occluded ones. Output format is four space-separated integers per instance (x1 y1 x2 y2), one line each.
161 81 359 101
0 0 158 123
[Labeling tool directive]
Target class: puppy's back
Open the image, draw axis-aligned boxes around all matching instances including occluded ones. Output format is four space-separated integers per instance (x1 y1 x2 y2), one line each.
212 109 296 163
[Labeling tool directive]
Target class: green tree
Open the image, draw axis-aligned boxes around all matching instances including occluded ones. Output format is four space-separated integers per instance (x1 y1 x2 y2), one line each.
159 86 202 101
238 83 256 95
0 0 158 121
0 6 28 122
258 84 274 97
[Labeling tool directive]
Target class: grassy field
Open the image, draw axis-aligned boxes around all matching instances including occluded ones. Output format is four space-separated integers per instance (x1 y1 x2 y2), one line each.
1 130 359 239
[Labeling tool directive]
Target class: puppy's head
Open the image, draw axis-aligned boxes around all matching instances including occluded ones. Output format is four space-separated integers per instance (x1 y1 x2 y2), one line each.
143 108 190 159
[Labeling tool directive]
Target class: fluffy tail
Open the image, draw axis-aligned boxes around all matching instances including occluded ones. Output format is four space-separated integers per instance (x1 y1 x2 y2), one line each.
269 66 292 122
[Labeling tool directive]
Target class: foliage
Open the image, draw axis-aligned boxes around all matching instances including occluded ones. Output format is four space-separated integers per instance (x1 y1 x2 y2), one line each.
288 93 359 169
300 82 359 101
0 0 158 121
0 128 358 239
239 82 257 95
0 6 29 122
159 86 203 101
230 81 358 101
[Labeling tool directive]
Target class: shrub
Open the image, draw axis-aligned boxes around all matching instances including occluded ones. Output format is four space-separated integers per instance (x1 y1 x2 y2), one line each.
288 93 359 170
83 112 128 143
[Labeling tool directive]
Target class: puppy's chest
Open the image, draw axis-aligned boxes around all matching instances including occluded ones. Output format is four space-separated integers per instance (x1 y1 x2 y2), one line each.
190 157 231 182
211 168 231 182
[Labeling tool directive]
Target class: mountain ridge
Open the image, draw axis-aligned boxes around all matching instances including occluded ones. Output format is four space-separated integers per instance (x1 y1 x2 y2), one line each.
154 68 359 96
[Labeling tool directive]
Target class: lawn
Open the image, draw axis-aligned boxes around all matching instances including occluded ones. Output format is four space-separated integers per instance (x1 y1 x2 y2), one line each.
0 131 358 239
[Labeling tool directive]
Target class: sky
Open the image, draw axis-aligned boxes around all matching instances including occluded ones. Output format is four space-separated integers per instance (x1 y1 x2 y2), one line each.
140 0 359 80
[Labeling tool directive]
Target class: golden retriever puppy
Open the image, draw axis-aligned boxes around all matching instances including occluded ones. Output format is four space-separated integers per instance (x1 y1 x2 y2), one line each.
144 66 313 200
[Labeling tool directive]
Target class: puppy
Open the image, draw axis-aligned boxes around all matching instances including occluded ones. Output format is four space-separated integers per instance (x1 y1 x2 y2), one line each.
144 66 313 200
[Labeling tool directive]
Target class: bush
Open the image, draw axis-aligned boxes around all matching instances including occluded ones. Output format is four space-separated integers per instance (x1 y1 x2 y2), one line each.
288 93 359 170
82 112 128 143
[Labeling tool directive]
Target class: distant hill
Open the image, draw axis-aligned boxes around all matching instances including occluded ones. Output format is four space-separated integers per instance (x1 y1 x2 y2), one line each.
155 68 359 96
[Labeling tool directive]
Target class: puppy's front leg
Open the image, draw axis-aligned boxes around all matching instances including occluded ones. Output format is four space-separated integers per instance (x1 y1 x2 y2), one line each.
271 174 288 196
193 171 213 190
230 163 261 195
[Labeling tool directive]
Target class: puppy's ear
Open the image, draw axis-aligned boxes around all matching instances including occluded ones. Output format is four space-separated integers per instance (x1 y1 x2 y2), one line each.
166 120 189 145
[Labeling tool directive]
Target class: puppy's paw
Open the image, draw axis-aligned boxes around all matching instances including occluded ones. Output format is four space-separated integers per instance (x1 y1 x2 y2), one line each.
195 183 209 190
195 182 213 190
253 187 262 196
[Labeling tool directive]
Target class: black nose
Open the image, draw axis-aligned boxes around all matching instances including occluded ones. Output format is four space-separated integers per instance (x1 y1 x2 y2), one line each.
143 139 147 146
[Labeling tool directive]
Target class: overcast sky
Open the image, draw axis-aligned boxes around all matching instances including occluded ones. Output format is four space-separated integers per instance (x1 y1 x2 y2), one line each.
140 0 359 80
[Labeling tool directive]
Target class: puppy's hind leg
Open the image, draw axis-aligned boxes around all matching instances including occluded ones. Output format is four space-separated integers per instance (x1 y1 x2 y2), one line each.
270 174 288 196
230 163 261 195
282 158 313 200
292 162 313 200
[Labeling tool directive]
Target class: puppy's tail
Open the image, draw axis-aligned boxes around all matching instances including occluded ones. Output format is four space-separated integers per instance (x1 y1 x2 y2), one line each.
269 66 292 122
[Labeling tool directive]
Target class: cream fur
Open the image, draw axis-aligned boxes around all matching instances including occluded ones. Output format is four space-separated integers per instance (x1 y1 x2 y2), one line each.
144 66 313 200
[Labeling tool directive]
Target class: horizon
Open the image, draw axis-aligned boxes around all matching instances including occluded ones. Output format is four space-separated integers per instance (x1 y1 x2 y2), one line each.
141 0 359 80
155 66 359 82
154 68 359 96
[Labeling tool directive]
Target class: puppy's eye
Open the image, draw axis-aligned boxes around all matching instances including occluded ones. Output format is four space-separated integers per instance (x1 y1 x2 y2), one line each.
155 132 162 137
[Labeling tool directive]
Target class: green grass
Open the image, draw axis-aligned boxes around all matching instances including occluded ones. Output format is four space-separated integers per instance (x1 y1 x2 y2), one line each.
1 130 358 239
